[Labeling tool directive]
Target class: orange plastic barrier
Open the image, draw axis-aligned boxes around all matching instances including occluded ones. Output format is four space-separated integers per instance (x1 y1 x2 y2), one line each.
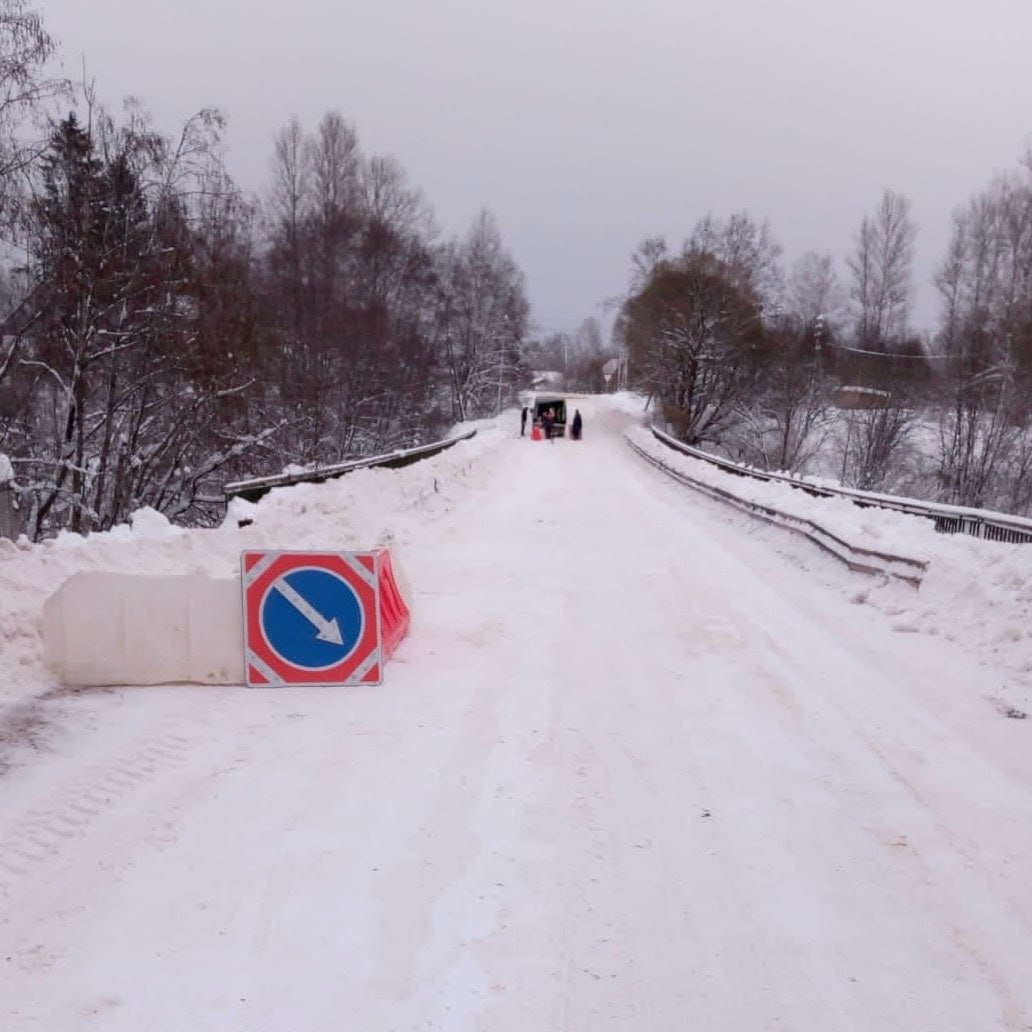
531 426 542 440
375 549 411 660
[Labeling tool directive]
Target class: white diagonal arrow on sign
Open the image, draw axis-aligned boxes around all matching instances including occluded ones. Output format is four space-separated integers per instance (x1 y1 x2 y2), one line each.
272 576 344 646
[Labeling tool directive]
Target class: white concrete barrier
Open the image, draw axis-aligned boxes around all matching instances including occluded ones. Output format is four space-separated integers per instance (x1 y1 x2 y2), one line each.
42 572 245 687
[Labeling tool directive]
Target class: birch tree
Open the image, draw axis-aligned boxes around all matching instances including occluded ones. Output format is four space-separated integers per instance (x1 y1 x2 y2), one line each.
847 189 916 350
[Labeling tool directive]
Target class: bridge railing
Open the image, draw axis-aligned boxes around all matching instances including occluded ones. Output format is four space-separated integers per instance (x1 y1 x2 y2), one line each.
650 426 1032 545
629 435 927 585
225 428 478 505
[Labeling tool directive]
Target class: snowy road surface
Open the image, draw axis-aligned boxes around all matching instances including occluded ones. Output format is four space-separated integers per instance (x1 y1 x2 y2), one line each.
2 403 1032 1030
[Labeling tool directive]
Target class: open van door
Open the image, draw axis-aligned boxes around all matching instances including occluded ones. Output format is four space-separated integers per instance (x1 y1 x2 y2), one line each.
532 394 567 437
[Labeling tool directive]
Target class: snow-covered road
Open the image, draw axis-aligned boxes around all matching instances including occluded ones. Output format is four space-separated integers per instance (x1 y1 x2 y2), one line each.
2 402 1032 1030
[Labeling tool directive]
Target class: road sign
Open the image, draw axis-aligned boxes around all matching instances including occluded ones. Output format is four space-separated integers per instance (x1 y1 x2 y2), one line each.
241 551 382 686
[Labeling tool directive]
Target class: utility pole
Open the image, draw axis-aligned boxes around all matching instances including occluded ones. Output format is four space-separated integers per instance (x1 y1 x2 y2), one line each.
814 313 825 380
496 345 504 416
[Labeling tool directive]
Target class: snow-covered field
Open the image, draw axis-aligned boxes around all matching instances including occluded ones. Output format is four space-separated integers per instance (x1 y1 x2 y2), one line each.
1 396 1031 1030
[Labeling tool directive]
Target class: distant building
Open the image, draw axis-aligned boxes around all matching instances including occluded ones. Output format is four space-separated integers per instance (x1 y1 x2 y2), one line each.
530 369 563 390
834 385 891 409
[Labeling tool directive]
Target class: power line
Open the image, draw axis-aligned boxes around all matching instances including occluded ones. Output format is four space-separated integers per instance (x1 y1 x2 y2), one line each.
822 340 947 361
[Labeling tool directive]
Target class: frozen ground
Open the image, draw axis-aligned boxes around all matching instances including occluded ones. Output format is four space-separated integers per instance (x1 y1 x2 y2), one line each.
1 397 1031 1030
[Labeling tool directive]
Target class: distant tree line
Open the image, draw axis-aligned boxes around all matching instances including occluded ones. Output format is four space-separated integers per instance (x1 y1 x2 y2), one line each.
521 316 627 394
0 2 529 537
618 158 1032 513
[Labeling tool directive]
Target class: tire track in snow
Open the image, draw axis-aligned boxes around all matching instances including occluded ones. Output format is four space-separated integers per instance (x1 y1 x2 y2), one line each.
0 729 192 888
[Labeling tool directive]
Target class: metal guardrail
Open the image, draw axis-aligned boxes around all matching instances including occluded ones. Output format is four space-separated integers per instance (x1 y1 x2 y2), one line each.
224 428 478 504
650 426 1032 545
628 437 927 586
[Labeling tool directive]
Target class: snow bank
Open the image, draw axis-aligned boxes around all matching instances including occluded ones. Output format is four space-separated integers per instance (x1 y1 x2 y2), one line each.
0 424 506 708
606 391 653 421
52 506 185 549
864 538 1032 702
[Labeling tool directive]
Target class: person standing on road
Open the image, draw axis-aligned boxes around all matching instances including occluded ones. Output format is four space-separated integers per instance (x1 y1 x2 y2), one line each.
520 406 528 436
542 407 556 441
571 409 583 441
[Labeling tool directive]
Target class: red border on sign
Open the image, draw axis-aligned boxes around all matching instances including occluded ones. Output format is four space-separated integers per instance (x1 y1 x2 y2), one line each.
242 552 381 686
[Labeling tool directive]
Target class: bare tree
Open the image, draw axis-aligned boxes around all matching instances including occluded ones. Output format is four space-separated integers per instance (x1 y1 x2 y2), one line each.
788 251 845 336
847 189 916 350
435 210 528 422
575 315 603 355
348 152 440 446
936 363 1018 507
356 153 433 308
628 235 668 292
270 117 310 230
0 1 65 216
930 156 1032 510
0 1 62 415
267 117 311 340
737 317 830 472
13 99 265 537
260 115 533 476
688 211 784 312
309 110 360 219
839 394 914 491
621 248 763 444
936 163 1032 379
938 188 1006 360
272 110 364 454
1002 418 1032 515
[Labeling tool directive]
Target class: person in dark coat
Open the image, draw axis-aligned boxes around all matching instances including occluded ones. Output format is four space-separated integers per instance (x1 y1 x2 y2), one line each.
520 406 528 436
571 409 583 440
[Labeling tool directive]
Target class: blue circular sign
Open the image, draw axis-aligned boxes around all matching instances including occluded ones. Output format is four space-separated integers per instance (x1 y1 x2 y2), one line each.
260 567 365 670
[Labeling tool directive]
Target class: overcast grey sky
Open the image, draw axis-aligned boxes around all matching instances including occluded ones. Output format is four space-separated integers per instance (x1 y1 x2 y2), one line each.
38 0 1032 338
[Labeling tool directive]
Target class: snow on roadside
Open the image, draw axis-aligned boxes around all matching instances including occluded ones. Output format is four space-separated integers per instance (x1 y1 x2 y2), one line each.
864 537 1032 705
606 391 653 421
0 424 507 711
627 424 1032 703
627 425 938 559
